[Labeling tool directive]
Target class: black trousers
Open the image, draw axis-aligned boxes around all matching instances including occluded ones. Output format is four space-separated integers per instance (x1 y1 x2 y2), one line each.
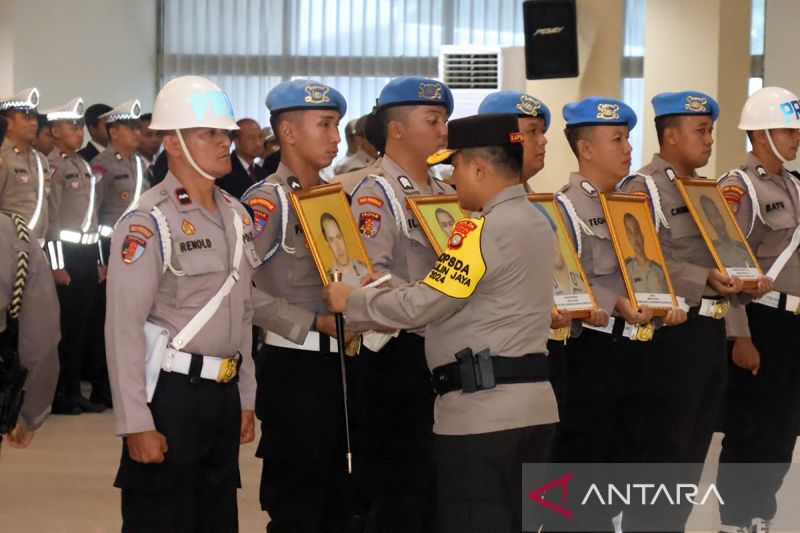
435 424 556 533
55 242 100 397
360 330 436 533
623 314 727 532
717 304 800 525
115 372 242 533
255 342 357 533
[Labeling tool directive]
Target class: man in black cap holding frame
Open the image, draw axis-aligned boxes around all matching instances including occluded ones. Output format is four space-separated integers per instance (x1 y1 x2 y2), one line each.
323 113 558 533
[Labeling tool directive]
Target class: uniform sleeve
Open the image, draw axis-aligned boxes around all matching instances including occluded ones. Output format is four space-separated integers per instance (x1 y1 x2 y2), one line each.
92 161 109 229
725 300 751 338
347 282 466 332
17 245 60 430
237 260 255 411
619 176 708 303
105 211 162 435
45 162 63 242
244 186 317 335
251 287 313 345
349 179 407 284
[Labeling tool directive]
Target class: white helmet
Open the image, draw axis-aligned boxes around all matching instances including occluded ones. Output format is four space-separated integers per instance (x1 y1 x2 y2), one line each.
150 75 239 131
150 76 238 181
738 86 800 131
739 87 800 163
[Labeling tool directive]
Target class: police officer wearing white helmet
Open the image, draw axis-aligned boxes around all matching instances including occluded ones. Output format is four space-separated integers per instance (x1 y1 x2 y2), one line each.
105 75 261 532
716 87 800 533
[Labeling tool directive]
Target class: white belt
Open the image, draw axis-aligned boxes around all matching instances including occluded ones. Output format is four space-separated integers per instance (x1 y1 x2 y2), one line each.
265 331 338 352
583 317 654 341
697 297 730 319
59 229 99 244
161 348 238 383
754 291 800 314
99 225 113 238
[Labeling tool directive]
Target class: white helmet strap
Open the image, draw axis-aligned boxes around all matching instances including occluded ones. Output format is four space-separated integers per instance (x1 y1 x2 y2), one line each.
765 129 788 164
176 129 218 181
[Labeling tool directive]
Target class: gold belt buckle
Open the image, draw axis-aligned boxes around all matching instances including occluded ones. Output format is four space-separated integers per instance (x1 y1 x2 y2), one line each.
549 327 570 342
635 322 654 342
711 299 730 319
216 358 238 383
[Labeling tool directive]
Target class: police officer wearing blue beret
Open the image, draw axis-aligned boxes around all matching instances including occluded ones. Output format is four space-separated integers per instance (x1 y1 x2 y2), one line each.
346 76 455 533
478 91 550 189
241 79 361 532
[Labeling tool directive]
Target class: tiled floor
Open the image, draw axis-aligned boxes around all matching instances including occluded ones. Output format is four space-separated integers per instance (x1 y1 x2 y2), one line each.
1 412 799 532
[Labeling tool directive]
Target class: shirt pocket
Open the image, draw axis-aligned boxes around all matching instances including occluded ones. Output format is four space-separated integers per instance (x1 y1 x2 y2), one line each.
590 237 619 276
289 235 321 288
175 250 227 308
665 207 700 239
406 237 436 281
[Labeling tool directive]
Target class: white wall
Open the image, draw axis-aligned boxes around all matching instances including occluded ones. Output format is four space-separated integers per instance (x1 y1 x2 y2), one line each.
1 0 157 113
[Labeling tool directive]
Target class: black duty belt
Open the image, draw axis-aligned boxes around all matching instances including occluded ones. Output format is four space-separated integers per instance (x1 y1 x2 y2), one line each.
431 349 549 396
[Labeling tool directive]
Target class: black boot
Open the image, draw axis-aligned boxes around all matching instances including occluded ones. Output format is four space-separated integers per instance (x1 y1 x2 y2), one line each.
69 394 106 413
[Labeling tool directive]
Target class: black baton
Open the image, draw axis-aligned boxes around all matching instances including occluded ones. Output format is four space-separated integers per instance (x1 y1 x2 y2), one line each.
332 271 353 474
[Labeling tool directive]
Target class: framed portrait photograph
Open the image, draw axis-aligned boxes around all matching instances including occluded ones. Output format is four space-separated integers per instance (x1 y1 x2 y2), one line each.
528 193 597 319
600 192 678 315
406 194 467 256
675 178 761 285
289 183 373 286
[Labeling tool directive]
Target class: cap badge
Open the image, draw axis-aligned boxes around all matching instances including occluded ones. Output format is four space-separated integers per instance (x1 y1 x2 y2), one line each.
304 85 330 105
516 95 541 116
685 96 708 113
418 82 442 101
596 103 620 120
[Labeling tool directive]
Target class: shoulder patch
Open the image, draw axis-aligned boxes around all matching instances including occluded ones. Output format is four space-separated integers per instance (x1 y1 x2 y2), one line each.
248 196 276 212
129 224 154 239
359 212 381 238
422 217 486 299
121 234 147 264
357 196 384 208
722 184 745 215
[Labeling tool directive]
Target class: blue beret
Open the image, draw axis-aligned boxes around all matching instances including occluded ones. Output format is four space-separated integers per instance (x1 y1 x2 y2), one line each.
562 96 637 130
377 76 454 116
266 79 347 116
652 90 719 121
478 91 551 131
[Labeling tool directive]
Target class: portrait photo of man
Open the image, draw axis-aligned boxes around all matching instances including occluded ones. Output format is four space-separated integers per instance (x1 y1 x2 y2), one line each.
321 211 369 285
622 212 670 294
434 207 456 240
699 194 754 268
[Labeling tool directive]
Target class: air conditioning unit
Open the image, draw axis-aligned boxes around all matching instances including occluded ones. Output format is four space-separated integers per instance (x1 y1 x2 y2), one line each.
438 45 527 119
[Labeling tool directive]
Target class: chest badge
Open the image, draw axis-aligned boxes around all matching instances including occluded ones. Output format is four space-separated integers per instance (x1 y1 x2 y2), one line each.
181 219 196 235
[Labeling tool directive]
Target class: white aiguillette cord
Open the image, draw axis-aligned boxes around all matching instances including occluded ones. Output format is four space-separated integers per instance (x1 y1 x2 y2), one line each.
764 176 800 281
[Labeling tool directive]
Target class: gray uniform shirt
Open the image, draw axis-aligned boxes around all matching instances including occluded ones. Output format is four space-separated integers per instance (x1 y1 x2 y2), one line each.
105 172 258 435
0 138 49 240
346 185 559 435
349 155 454 286
333 147 377 175
92 146 150 229
720 152 800 297
0 213 59 430
557 173 626 316
241 162 326 341
46 148 99 244
332 156 383 195
618 154 719 306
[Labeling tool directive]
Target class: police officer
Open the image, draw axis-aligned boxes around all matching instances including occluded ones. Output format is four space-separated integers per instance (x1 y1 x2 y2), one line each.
105 75 258 532
242 79 357 532
553 96 687 529
0 88 49 242
332 112 384 194
91 99 149 406
478 90 550 189
715 86 800 533
0 116 60 451
333 114 378 175
43 97 106 414
617 91 771 530
345 75 454 532
92 98 149 249
324 112 558 533
77 103 112 162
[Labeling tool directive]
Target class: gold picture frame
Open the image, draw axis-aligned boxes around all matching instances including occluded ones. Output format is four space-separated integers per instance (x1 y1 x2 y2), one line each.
674 178 762 287
600 192 678 316
406 194 468 256
289 183 374 286
528 193 597 319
